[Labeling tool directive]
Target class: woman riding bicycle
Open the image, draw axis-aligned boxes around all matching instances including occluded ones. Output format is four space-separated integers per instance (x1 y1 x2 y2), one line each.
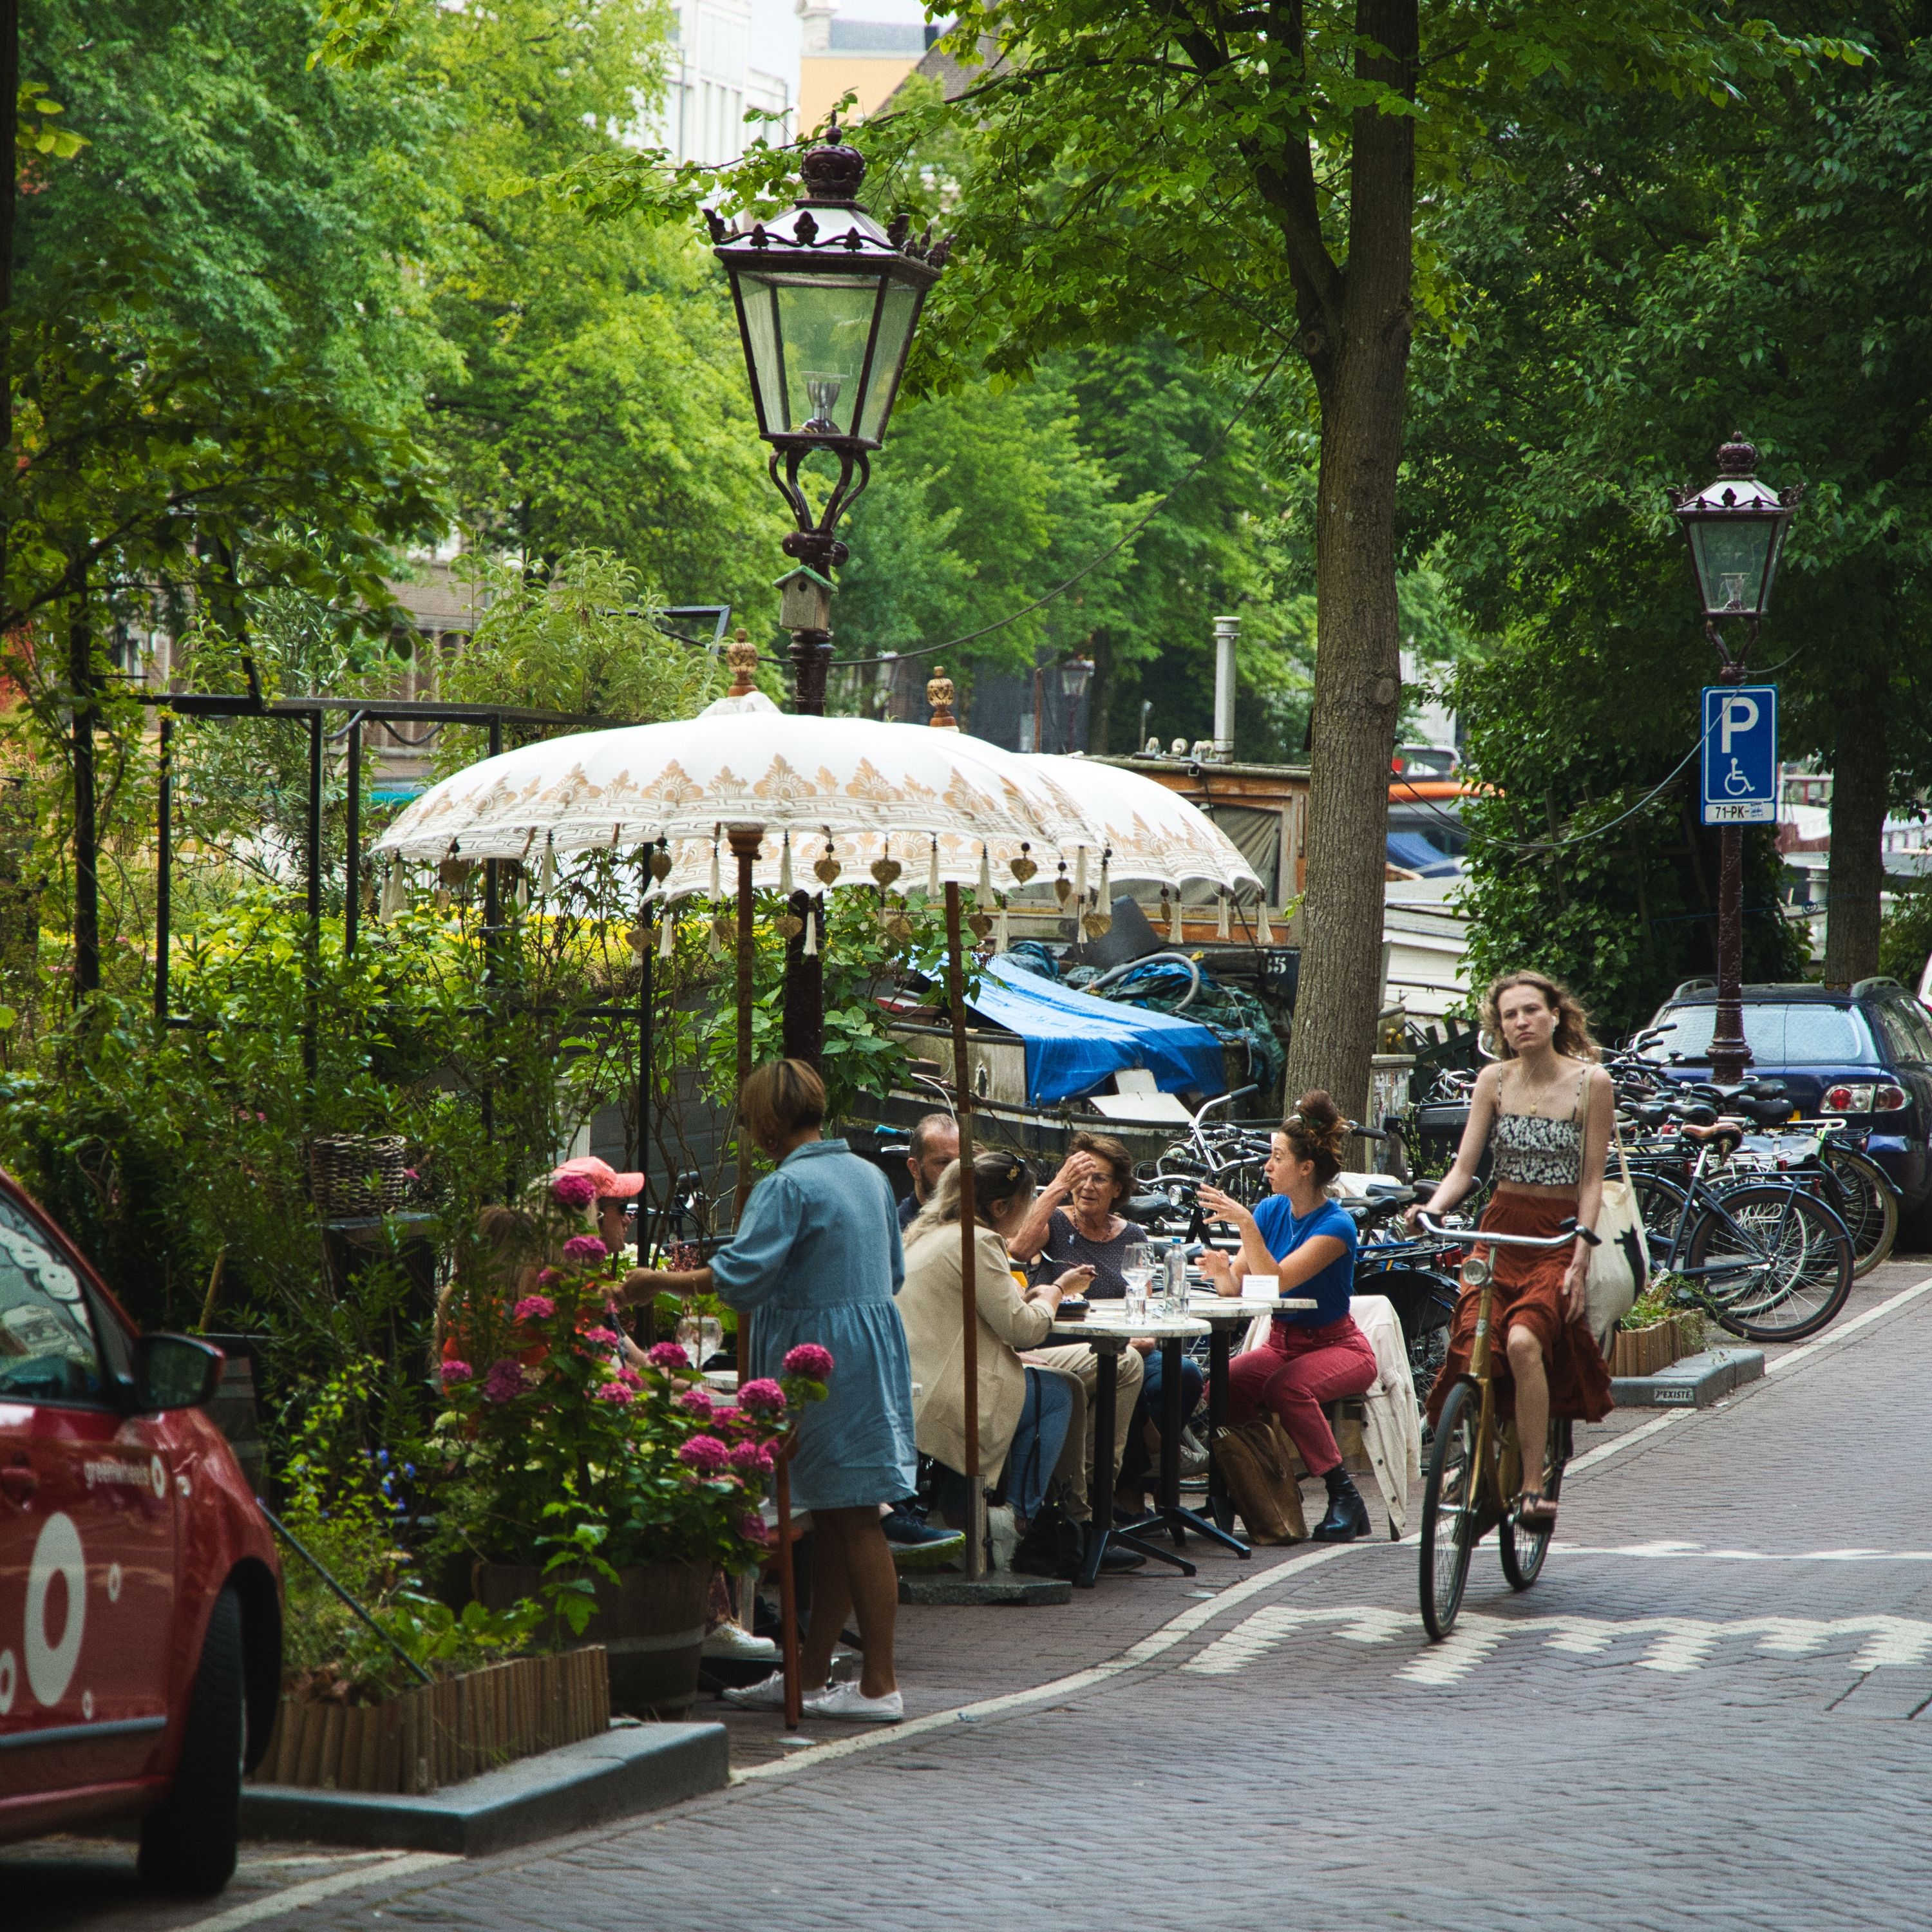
1406 970 1615 1531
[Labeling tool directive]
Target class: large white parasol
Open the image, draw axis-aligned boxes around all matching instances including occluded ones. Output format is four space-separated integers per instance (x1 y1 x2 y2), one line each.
1025 755 1264 895
372 713 1088 891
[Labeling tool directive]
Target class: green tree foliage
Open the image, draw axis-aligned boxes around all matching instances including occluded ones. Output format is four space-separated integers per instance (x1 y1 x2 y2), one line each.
1412 9 1932 1013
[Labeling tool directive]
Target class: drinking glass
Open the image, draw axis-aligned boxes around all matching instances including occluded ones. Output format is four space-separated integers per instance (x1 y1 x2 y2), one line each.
1121 1243 1155 1322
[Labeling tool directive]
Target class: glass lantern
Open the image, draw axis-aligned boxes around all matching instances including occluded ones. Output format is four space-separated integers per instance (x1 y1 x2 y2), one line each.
1669 433 1802 620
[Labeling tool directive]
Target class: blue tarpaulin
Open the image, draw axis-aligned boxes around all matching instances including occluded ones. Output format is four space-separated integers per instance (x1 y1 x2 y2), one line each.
966 956 1227 1106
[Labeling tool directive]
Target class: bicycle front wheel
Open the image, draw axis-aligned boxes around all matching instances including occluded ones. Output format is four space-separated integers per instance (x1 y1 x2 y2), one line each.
1685 1184 1853 1342
1499 1417 1570 1591
1420 1378 1480 1639
1818 1145 1899 1279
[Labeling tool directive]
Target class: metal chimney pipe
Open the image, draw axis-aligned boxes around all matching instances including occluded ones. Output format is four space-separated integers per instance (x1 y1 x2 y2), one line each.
1211 614 1239 757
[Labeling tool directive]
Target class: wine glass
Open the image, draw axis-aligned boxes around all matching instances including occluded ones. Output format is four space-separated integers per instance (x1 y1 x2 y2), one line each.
1120 1243 1155 1321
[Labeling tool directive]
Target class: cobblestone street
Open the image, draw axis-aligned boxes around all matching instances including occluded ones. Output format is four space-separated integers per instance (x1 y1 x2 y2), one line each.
14 1263 1932 1932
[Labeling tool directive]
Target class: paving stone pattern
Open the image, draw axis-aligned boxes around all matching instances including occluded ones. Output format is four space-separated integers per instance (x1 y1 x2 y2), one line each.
13 1261 1932 1932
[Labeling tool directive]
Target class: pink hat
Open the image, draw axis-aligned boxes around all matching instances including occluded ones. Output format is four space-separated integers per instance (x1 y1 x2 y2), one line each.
553 1155 647 1200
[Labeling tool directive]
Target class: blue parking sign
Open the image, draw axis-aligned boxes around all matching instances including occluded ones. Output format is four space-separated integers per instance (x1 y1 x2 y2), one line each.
1701 685 1778 826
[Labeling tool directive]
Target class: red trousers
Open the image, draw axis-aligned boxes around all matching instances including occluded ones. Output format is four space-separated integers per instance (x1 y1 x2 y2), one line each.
1226 1315 1376 1477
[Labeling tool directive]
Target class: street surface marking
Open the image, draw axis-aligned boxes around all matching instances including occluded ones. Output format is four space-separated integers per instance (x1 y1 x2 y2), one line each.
1763 1271 1932 1377
1184 1603 1932 1687
1551 1544 1932 1562
731 1542 1355 1784
174 1853 459 1932
1565 1409 1689 1477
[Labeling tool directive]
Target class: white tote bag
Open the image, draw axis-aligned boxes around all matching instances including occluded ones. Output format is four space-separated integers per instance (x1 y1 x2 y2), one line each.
1587 1122 1648 1347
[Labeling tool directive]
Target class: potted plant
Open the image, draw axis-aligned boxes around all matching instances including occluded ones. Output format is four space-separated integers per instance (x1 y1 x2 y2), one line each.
1609 1278 1706 1378
431 1170 828 1716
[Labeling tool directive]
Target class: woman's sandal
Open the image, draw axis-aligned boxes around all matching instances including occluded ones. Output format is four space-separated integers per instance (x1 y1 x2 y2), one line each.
1515 1490 1558 1533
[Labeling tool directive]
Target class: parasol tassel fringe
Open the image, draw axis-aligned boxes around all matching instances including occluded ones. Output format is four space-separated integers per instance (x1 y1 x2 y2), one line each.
779 830 793 897
803 903 818 956
976 843 992 907
1216 891 1231 941
927 838 940 899
1169 892 1184 943
1256 895 1274 945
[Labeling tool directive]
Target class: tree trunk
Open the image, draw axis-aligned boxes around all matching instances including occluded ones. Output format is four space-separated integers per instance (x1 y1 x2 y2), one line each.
1823 686 1888 989
1279 0 1416 1123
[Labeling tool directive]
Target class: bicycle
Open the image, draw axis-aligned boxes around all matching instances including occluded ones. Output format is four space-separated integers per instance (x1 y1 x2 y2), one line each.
1618 1099 1853 1340
1414 1213 1582 1639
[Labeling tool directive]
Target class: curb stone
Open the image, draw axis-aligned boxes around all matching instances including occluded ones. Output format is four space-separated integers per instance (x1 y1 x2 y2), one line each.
240 1721 729 1856
1611 1345 1765 1410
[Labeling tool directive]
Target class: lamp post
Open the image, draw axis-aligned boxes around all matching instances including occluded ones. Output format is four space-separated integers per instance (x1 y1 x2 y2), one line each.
1057 655 1094 752
1667 432 1802 1083
710 126 947 716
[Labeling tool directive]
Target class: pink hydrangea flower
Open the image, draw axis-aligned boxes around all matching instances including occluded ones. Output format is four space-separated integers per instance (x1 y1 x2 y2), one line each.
677 1434 730 1475
676 1387 715 1419
737 1378 786 1415
782 1343 834 1380
594 1380 636 1404
482 1359 525 1405
551 1171 600 1211
512 1294 555 1323
439 1359 473 1385
739 1511 769 1544
728 1439 775 1475
536 1267 564 1289
616 1366 642 1388
581 1326 620 1347
562 1235 608 1265
645 1341 690 1372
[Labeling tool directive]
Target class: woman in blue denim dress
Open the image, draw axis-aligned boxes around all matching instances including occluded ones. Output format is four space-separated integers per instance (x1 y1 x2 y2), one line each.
625 1059 915 1724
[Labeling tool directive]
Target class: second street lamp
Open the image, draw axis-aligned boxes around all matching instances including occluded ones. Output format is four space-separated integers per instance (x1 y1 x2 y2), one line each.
710 126 947 715
1667 431 1803 1083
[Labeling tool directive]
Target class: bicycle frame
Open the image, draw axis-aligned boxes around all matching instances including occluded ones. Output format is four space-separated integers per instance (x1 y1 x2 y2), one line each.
1639 1133 1821 1300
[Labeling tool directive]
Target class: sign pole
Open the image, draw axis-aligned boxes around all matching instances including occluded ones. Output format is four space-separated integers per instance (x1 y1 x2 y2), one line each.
1700 672 1779 1084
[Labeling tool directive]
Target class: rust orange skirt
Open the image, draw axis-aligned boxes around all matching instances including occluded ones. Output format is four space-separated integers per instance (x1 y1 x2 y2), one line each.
1424 1191 1613 1425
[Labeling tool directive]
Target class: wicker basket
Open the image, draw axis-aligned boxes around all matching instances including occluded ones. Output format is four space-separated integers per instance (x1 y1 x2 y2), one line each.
308 1133 410 1218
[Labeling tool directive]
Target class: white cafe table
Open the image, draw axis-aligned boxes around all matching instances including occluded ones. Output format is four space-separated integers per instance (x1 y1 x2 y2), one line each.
1046 1308 1209 1586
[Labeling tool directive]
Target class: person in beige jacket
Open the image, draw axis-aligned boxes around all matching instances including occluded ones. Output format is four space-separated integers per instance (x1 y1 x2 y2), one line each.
898 1150 1144 1551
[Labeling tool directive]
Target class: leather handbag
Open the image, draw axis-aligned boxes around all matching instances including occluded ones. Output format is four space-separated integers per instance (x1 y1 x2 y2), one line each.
1587 1119 1648 1346
1213 1416 1308 1544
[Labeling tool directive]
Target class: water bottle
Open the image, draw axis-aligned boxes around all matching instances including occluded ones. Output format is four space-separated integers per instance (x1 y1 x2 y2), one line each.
1162 1240 1189 1316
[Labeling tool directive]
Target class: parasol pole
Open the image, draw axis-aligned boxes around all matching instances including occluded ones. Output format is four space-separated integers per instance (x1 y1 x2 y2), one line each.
728 824 763 1377
943 880 985 1578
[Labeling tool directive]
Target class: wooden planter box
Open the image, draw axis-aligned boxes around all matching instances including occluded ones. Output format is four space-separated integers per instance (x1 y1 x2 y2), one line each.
251 1646 609 1795
1611 1316 1701 1379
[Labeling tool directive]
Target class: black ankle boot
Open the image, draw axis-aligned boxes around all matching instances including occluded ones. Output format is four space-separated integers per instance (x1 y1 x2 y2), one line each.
1312 1468 1371 1542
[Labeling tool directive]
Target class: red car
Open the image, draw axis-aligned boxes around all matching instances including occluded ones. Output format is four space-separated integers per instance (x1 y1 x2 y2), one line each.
0 1172 283 1893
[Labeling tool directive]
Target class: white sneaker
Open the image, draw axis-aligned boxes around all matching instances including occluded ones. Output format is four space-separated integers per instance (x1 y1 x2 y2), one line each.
804 1679 904 1724
703 1622 780 1662
721 1671 793 1709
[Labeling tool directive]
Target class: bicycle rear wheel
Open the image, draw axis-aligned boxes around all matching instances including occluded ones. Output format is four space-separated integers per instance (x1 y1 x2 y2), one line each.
1818 1145 1899 1279
1420 1378 1480 1639
1685 1184 1853 1342
1499 1417 1570 1590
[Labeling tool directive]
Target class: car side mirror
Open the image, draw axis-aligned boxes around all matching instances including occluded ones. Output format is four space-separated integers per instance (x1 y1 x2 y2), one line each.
131 1334 223 1413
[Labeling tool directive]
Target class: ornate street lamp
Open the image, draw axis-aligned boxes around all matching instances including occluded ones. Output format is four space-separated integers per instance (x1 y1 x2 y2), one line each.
1057 656 1094 752
1667 433 1803 1082
709 126 947 714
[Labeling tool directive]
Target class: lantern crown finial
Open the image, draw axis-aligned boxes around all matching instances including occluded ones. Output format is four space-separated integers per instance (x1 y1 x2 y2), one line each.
1714 431 1758 479
800 124 867 204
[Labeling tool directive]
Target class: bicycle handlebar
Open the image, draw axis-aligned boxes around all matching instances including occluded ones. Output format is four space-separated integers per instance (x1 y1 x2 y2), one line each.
1413 1212 1581 1250
1192 1085 1260 1128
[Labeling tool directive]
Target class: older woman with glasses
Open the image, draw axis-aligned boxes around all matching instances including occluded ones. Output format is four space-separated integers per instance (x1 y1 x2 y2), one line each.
1010 1132 1205 1501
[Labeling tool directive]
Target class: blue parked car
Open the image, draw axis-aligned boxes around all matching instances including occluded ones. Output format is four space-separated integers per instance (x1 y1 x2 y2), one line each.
1638 978 1932 1216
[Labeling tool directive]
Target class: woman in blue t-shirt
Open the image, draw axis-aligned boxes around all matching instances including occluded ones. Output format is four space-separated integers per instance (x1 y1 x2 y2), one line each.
1197 1090 1378 1541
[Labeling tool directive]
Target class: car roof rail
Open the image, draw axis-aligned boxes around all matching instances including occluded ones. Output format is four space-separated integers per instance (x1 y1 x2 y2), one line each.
1670 978 1718 999
1850 976 1905 998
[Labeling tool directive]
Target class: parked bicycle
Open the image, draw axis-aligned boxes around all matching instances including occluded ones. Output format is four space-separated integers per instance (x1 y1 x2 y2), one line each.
1617 1096 1854 1340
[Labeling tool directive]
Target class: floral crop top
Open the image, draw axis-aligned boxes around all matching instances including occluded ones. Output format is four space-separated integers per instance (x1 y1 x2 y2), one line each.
1488 1068 1587 1189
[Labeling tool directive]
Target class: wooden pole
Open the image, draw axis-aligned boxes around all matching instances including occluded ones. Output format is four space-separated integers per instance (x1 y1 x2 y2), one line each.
728 823 763 1380
943 880 984 1577
775 1452 802 1728
155 715 172 1022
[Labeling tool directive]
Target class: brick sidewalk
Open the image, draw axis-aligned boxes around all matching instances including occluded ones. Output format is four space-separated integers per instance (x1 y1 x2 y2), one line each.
14 1256 1932 1932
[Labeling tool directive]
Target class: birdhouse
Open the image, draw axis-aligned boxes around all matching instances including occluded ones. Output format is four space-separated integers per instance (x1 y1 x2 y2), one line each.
775 564 836 634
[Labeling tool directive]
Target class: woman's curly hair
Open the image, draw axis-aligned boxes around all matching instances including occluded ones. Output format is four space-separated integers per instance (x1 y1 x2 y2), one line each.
1482 969 1600 1061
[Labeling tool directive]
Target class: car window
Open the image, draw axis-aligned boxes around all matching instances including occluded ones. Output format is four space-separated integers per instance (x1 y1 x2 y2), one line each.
1648 1002 1877 1066
0 1196 106 1403
1877 995 1932 1065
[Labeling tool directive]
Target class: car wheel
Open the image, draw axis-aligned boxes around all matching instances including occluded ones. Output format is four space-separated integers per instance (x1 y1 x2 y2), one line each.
138 1586 246 1897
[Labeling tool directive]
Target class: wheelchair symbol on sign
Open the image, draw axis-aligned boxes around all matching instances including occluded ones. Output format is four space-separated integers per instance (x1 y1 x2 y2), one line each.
1723 758 1753 797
